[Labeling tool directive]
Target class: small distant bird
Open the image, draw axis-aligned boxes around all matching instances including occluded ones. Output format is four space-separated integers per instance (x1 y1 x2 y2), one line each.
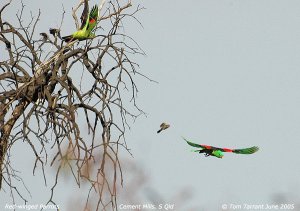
4 40 11 49
157 122 170 133
49 28 60 37
40 32 48 41
183 137 259 159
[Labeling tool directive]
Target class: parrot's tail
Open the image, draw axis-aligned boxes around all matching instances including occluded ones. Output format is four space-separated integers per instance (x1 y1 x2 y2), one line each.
62 35 73 42
233 146 259 154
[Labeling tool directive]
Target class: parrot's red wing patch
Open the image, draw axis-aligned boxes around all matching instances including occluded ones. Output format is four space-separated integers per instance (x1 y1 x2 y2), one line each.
201 145 211 149
89 18 96 23
222 148 233 152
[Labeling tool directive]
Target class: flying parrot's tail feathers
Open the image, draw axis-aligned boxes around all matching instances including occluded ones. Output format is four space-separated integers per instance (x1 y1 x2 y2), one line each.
232 146 259 154
182 137 201 148
62 35 74 42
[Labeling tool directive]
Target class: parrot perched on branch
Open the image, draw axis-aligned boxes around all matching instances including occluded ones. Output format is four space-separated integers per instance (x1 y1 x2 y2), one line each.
62 1 98 42
182 137 259 159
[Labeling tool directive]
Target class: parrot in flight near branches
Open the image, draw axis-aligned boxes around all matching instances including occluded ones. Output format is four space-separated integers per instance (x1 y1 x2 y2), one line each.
62 0 98 42
182 137 259 159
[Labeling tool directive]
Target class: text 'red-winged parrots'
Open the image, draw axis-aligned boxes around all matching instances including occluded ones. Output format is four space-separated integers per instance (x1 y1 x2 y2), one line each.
62 1 98 42
182 137 259 159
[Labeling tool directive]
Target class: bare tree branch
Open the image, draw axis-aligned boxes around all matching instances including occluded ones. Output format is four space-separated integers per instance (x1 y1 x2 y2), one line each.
0 0 146 209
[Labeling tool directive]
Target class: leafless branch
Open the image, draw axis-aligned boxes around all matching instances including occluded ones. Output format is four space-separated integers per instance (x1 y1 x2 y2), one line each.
0 0 146 210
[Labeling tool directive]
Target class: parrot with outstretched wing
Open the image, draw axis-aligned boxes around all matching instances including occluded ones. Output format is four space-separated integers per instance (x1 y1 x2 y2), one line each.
182 137 259 159
62 0 98 42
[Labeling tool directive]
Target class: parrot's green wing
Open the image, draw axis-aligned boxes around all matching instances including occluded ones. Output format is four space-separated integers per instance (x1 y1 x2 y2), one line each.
182 137 204 149
182 137 222 150
232 146 259 154
86 5 98 33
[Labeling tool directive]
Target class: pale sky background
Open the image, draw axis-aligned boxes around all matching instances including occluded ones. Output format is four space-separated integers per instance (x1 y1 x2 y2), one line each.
1 0 300 210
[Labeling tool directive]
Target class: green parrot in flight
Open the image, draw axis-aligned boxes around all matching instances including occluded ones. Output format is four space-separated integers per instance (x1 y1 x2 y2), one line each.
62 1 98 42
182 137 259 159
